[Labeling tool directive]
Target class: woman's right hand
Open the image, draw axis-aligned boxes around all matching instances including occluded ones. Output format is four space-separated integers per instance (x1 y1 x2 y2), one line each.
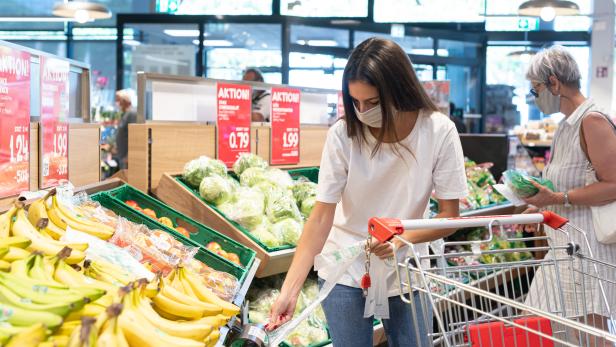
267 290 299 331
515 205 540 233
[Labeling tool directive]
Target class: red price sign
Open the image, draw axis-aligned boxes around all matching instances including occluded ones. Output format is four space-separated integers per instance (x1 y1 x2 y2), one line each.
0 46 31 198
270 87 300 165
216 83 251 167
40 56 69 189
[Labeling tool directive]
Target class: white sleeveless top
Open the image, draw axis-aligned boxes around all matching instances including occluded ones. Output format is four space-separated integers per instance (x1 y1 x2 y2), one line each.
526 98 616 318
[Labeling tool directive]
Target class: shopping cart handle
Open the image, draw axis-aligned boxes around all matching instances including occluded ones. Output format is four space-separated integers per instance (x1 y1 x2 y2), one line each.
541 211 569 229
368 218 404 243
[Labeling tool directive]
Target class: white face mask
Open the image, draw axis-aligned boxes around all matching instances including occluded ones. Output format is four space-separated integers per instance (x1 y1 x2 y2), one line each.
353 104 382 128
535 87 560 115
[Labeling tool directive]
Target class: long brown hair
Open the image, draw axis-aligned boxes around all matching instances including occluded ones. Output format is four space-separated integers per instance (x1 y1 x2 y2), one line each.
342 37 438 156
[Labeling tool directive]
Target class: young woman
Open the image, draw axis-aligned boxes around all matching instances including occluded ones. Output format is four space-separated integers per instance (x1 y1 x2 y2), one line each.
268 38 468 346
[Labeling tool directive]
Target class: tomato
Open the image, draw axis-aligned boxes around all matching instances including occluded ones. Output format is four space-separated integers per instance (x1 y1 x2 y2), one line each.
206 242 222 252
125 200 139 208
142 208 157 219
175 226 190 237
227 253 241 265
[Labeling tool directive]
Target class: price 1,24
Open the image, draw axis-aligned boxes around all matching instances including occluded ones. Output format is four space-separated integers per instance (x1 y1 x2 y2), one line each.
9 134 28 163
282 130 299 148
229 130 249 150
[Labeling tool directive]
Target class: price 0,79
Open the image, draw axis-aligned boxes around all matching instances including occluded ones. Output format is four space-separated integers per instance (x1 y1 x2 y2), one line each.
229 130 249 150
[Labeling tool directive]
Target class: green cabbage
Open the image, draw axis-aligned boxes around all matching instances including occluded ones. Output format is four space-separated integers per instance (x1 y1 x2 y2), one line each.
199 175 234 206
264 168 294 188
503 170 555 198
272 218 303 245
233 153 268 176
239 167 268 187
267 193 302 223
182 156 227 188
292 181 317 203
300 196 316 219
250 221 281 248
227 188 265 229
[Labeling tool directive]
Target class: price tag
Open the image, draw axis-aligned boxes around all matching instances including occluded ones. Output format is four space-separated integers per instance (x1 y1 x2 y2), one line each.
40 56 69 189
216 83 251 167
0 45 31 198
270 87 300 165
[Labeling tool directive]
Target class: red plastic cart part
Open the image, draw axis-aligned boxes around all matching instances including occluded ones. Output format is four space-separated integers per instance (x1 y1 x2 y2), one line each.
368 218 404 243
541 211 569 230
468 317 554 347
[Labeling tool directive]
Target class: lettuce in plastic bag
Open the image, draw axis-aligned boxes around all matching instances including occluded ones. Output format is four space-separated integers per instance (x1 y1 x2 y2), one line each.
239 167 269 187
264 168 294 189
233 153 268 176
267 193 302 223
227 188 265 229
299 196 316 219
503 170 555 198
250 220 281 248
199 174 234 206
292 181 317 203
272 218 303 245
183 156 227 188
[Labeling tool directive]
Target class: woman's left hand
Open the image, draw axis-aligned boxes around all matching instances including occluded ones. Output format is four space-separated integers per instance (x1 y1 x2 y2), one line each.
369 238 405 259
523 180 563 208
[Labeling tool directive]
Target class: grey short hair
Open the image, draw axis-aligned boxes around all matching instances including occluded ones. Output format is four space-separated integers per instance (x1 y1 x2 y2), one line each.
115 88 137 106
526 45 581 89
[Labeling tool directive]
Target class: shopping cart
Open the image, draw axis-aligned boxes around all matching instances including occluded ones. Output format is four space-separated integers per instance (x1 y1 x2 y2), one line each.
369 211 616 347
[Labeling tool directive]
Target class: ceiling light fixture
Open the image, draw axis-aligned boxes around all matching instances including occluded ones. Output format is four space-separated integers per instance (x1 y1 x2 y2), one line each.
518 0 579 21
53 1 112 23
163 29 200 37
192 39 234 47
296 39 338 47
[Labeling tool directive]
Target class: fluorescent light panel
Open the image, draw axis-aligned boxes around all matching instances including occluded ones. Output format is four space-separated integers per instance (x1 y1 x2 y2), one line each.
192 39 234 47
163 29 200 37
296 39 338 47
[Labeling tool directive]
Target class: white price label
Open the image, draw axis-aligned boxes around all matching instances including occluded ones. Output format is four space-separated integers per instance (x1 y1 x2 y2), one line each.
229 130 249 150
53 133 68 157
282 130 299 148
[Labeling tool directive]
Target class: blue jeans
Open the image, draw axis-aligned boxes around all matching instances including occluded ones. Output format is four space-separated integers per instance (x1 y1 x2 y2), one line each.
318 278 432 347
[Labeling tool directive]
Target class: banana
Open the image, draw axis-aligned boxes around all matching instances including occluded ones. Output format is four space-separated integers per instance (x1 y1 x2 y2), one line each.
204 329 220 347
64 302 106 322
47 195 114 240
0 302 63 329
83 260 133 287
53 259 118 295
0 271 87 306
0 281 75 317
119 309 204 347
56 321 80 338
96 304 129 347
11 208 86 264
0 247 8 259
28 198 65 240
152 292 206 320
30 253 62 285
0 260 10 271
48 335 69 346
158 279 222 316
66 317 97 347
0 331 9 346
0 206 17 239
137 301 213 341
5 323 47 347
180 268 240 317
0 236 31 249
3 246 30 262
32 218 88 252
0 323 27 336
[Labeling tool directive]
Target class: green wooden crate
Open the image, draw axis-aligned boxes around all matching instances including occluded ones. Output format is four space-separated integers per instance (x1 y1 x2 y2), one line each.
91 194 246 282
104 184 256 271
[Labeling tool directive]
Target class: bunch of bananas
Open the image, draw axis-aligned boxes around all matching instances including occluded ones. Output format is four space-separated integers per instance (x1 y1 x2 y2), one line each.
28 190 115 241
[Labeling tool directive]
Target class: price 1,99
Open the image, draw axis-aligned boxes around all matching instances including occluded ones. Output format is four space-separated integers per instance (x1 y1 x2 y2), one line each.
9 134 28 163
282 130 299 148
53 133 68 157
229 130 249 150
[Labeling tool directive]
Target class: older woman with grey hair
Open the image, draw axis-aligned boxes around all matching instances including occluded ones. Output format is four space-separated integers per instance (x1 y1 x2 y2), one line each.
522 46 616 346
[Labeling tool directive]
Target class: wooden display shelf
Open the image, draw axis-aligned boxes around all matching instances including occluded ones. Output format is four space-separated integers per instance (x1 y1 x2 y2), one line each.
156 173 294 278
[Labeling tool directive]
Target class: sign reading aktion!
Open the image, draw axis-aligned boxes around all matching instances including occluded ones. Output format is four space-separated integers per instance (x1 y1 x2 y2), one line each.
0 45 31 198
40 56 70 189
216 83 251 167
270 87 300 165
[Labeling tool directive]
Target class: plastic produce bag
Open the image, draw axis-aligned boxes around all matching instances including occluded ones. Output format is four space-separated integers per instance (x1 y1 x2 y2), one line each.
225 187 265 229
271 218 303 246
239 167 269 187
503 169 555 198
249 220 281 248
199 174 235 206
109 218 199 276
266 193 302 224
183 156 227 188
264 168 294 189
233 153 268 176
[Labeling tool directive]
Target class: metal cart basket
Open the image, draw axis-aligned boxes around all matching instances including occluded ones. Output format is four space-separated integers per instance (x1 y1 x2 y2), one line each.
369 211 616 347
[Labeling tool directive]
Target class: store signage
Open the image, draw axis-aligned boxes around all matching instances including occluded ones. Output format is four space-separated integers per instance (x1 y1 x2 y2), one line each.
216 83 251 167
0 45 31 198
40 56 70 189
270 87 300 165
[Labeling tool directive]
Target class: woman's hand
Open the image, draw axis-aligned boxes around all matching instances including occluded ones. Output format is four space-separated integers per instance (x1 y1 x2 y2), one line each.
267 290 299 331
523 180 563 208
515 205 540 233
369 238 406 259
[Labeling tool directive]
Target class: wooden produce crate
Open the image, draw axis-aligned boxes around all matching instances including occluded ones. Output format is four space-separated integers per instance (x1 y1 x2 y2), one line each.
156 168 318 278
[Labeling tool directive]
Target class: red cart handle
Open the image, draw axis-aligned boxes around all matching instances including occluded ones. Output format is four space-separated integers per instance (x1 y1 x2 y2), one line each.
368 218 404 243
541 211 569 230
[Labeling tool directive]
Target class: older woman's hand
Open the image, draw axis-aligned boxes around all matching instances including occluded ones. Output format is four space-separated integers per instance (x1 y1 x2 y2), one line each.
523 180 563 208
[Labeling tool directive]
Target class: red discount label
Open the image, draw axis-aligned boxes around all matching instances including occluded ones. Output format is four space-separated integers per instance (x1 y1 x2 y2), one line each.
216 83 251 167
0 46 31 198
40 56 69 189
270 88 300 165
